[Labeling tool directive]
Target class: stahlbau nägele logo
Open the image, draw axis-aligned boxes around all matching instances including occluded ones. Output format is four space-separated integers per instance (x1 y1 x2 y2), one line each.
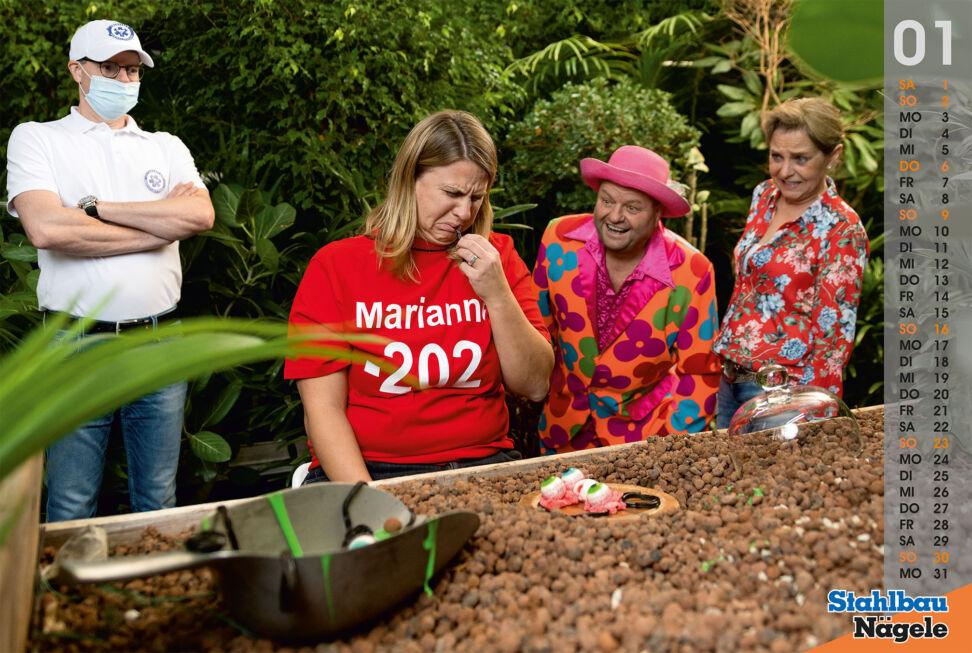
827 589 949 643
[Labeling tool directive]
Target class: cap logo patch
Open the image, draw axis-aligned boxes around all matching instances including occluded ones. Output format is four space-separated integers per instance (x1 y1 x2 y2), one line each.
106 23 135 40
144 170 166 193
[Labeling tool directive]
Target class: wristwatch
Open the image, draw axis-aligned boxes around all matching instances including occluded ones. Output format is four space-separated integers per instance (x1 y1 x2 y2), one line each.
77 195 99 218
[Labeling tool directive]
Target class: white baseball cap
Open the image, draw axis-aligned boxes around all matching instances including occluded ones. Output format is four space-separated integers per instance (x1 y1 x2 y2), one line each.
69 20 154 67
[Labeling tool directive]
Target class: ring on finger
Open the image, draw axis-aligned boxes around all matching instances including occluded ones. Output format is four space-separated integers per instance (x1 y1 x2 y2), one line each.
468 255 478 266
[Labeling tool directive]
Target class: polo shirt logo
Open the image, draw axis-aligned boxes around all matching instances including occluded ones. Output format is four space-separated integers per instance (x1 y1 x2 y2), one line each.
107 23 135 40
144 170 166 193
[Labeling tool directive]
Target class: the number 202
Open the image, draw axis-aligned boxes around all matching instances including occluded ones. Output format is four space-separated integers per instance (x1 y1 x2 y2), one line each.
374 340 482 394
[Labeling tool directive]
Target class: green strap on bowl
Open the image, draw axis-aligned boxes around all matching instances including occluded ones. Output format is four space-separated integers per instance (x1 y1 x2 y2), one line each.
266 492 304 557
422 519 438 597
319 554 336 623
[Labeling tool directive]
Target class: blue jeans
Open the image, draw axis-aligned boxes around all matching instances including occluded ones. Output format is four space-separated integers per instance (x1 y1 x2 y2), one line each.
44 327 187 521
716 377 763 429
302 449 523 484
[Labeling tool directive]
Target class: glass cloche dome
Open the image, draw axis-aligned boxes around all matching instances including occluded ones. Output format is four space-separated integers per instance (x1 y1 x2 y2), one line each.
727 364 861 448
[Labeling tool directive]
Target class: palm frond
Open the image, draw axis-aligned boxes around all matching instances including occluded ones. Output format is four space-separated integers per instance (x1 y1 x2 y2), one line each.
633 11 706 48
506 35 636 89
0 318 379 480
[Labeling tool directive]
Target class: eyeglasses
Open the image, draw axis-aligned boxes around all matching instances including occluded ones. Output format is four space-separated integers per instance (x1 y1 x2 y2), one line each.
79 58 143 82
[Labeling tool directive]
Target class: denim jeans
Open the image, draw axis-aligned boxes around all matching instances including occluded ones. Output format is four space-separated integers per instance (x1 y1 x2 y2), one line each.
715 377 764 429
302 449 523 485
44 327 187 522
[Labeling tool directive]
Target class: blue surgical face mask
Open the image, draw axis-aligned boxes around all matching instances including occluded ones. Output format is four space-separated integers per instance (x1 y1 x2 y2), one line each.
78 66 139 121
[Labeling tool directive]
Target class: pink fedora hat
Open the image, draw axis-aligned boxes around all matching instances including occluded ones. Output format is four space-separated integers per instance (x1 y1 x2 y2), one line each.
580 145 690 217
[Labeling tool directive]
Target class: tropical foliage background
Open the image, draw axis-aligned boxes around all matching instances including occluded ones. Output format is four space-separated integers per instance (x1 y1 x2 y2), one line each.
0 0 884 513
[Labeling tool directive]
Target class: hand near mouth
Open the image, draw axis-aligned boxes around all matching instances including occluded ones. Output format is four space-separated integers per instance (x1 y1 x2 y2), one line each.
453 233 510 305
447 226 464 261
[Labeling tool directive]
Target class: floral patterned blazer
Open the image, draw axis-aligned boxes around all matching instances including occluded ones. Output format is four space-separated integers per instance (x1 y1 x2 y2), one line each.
533 214 722 452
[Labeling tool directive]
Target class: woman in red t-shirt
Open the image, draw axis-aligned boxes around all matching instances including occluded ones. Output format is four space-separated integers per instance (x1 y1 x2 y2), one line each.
285 110 553 483
713 98 869 427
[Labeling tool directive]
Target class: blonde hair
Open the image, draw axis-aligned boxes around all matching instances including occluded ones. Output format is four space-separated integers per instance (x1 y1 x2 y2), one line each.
364 110 498 280
762 97 844 154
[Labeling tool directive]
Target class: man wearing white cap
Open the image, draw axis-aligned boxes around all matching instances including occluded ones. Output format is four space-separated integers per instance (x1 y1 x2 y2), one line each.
5 20 214 520
533 145 722 452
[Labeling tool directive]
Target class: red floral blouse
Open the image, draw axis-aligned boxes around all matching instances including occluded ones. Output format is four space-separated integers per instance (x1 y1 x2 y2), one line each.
712 179 869 396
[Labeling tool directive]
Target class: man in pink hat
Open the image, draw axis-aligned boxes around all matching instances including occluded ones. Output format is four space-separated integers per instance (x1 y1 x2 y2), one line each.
6 20 214 520
532 145 721 451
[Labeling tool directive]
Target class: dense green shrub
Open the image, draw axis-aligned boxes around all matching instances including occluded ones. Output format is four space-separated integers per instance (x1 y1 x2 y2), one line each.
137 0 522 219
504 77 701 218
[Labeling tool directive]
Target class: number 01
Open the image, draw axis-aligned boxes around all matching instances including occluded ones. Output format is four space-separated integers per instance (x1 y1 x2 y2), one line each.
894 20 952 66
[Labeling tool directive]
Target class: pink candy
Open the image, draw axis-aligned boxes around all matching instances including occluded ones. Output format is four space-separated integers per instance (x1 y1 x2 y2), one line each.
538 476 577 510
582 482 627 515
536 469 626 515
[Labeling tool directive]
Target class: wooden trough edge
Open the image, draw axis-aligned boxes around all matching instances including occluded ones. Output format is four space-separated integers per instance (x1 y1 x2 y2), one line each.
40 404 885 549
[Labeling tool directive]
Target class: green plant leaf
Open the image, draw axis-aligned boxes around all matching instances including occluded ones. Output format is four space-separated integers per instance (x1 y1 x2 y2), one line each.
212 184 241 227
716 101 755 118
190 430 232 463
255 238 280 273
202 230 245 246
1 241 37 263
716 84 749 101
201 378 243 429
848 133 878 173
199 460 218 483
0 316 385 479
843 142 858 177
236 189 266 232
493 203 537 221
788 0 882 84
255 202 296 240
740 112 760 139
741 69 763 97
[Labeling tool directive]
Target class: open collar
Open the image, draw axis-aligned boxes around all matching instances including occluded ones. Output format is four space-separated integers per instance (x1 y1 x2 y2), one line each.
63 107 150 139
563 216 675 289
765 177 839 227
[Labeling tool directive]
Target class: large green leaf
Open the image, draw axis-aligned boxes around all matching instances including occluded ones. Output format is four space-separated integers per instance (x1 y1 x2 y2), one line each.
255 238 280 273
1 240 37 263
788 0 883 84
255 202 296 240
189 430 233 463
236 189 266 233
212 184 241 227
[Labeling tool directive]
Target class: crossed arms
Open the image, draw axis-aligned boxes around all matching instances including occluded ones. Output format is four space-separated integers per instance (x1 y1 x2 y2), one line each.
13 182 215 256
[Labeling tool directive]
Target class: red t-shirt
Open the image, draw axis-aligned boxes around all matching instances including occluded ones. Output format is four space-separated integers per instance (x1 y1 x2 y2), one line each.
284 232 548 466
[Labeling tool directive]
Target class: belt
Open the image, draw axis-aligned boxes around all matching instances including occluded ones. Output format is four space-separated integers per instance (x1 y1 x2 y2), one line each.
42 309 175 334
721 357 759 384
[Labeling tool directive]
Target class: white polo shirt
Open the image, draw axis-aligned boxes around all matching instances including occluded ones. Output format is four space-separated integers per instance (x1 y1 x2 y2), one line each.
5 107 204 321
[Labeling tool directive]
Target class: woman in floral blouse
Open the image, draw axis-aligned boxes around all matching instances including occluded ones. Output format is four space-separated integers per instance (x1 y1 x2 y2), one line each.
713 98 870 428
